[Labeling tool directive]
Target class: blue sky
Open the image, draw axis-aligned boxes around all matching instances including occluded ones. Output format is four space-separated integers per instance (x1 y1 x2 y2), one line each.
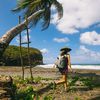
0 0 100 64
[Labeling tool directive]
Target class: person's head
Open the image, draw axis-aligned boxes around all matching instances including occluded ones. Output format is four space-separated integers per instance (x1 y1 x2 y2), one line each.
60 50 66 56
60 47 71 55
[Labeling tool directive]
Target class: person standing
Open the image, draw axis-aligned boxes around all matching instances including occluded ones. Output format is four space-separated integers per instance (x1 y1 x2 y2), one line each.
54 47 72 91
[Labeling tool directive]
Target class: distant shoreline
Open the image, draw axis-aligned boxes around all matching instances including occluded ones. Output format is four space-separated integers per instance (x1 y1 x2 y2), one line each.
0 64 100 70
36 64 100 70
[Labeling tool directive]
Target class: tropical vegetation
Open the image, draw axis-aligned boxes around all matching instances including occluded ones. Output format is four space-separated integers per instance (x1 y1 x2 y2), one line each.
12 74 100 100
0 45 43 66
0 0 63 58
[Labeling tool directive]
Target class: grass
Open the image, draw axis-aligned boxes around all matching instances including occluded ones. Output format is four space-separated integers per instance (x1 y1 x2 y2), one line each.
44 95 53 100
13 76 55 100
15 86 35 100
12 75 99 100
75 97 81 100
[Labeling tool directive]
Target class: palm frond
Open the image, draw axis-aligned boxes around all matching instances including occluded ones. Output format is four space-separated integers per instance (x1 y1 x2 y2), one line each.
12 0 63 30
42 7 51 30
24 0 42 17
12 0 31 12
28 12 43 28
53 0 63 20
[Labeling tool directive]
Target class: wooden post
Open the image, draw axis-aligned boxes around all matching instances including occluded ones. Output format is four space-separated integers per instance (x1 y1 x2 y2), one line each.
19 16 24 80
25 17 33 81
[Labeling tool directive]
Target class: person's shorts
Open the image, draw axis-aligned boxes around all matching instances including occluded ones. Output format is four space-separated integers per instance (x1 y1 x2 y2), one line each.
58 67 68 75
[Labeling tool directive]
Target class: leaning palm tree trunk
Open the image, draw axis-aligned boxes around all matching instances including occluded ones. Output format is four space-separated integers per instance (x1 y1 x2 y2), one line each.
0 9 44 57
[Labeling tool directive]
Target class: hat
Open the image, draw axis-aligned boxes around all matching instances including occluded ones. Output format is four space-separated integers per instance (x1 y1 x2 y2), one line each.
60 50 66 55
60 47 71 52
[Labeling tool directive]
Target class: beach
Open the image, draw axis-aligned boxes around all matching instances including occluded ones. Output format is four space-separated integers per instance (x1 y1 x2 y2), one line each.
0 66 100 78
0 66 100 100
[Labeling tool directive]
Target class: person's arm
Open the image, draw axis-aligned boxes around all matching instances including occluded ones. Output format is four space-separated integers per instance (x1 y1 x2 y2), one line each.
67 54 73 72
53 57 59 68
53 62 57 68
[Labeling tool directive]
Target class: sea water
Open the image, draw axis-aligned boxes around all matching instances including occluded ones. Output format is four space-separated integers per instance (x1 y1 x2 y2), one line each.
37 64 100 70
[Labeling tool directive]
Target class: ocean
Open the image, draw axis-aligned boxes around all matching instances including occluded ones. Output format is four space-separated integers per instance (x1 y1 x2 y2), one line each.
37 64 100 70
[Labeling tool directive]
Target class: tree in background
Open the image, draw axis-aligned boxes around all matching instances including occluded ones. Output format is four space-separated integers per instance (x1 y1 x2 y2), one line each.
0 0 63 57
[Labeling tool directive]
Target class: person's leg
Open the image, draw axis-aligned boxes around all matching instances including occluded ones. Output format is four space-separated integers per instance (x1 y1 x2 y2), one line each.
55 74 68 90
63 74 67 91
55 74 65 84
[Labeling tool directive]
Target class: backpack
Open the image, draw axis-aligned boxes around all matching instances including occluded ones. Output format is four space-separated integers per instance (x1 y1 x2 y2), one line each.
56 55 67 69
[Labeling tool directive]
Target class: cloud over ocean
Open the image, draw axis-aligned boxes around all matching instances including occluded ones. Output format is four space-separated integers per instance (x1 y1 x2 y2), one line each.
37 64 100 70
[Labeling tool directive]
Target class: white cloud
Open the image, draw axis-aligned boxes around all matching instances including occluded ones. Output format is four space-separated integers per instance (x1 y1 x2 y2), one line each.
80 45 100 58
72 45 100 64
80 45 90 53
16 35 31 44
22 35 31 43
43 56 55 64
80 31 100 45
53 37 69 43
24 29 31 34
40 48 49 54
52 0 100 34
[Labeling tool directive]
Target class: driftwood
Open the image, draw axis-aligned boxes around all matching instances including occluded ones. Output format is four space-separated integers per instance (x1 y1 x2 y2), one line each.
0 75 15 100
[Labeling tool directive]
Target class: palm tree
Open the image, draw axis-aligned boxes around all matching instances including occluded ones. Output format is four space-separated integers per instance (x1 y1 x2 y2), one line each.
0 0 63 57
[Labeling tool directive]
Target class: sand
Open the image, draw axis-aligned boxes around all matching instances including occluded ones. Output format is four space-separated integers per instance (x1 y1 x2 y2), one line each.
0 66 100 100
0 66 100 78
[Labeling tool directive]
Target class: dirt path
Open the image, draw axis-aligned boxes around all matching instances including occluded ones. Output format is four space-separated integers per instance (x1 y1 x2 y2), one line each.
0 67 59 79
0 66 100 77
0 66 100 100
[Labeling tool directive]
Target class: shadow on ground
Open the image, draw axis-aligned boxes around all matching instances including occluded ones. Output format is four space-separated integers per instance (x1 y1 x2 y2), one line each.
89 96 100 100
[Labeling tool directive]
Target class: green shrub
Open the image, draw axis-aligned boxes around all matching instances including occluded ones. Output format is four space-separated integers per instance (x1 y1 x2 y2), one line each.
44 95 53 100
79 77 94 89
2 45 43 66
15 86 35 100
33 76 42 83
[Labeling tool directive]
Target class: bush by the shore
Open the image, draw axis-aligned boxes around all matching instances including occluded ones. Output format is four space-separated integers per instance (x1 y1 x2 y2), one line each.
0 45 43 66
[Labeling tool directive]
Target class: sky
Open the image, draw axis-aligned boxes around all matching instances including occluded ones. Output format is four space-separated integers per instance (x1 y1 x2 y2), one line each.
0 0 100 64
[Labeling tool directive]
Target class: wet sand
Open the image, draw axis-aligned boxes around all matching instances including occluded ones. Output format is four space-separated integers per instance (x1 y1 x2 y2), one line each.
0 66 100 78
